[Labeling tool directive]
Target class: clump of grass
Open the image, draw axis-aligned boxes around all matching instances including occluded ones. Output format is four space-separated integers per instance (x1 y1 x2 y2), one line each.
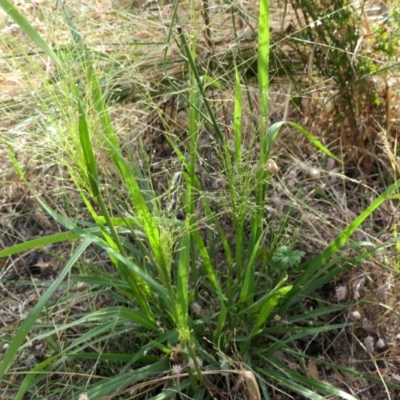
1 0 400 399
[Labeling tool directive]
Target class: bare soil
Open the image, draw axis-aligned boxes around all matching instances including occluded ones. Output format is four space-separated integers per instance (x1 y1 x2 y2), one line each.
1 0 400 398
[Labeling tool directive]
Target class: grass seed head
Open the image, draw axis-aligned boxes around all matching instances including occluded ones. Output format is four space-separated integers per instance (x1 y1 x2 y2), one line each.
266 159 279 175
171 363 185 376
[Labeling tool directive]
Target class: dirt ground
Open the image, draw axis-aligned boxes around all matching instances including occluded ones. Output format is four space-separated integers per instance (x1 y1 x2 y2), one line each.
1 0 400 398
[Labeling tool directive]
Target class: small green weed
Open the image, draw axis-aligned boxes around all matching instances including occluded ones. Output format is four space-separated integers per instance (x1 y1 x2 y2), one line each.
1 0 400 399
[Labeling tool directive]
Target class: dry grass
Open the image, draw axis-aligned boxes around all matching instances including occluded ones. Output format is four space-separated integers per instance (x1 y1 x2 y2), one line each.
1 0 400 398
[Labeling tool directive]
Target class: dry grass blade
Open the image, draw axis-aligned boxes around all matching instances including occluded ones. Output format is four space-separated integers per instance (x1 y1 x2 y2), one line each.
1 0 400 399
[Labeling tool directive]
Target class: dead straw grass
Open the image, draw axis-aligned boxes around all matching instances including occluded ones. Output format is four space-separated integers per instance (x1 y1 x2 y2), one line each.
0 0 400 398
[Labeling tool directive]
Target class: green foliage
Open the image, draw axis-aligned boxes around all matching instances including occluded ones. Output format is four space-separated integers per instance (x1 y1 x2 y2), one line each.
371 7 400 59
292 0 361 81
289 0 398 138
272 245 305 269
1 0 400 399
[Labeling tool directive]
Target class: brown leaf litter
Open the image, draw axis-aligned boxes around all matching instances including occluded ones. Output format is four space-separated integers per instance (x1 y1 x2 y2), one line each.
0 0 400 398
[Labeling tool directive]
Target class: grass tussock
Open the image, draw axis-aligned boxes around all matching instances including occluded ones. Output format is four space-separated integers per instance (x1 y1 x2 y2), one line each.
0 0 400 399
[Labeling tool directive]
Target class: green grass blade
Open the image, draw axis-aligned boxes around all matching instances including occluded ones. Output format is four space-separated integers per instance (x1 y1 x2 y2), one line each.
233 64 242 162
15 355 60 400
176 26 224 142
287 121 342 163
0 231 81 257
262 360 358 399
191 229 227 339
176 225 190 329
84 361 170 400
293 178 400 289
239 233 264 305
42 204 168 298
253 284 293 333
264 122 341 163
191 230 224 301
0 0 63 69
97 131 170 285
61 5 170 295
96 216 183 229
262 324 349 356
255 0 270 247
8 144 168 299
258 0 269 148
77 102 100 198
0 239 90 382
19 307 158 349
259 369 326 400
